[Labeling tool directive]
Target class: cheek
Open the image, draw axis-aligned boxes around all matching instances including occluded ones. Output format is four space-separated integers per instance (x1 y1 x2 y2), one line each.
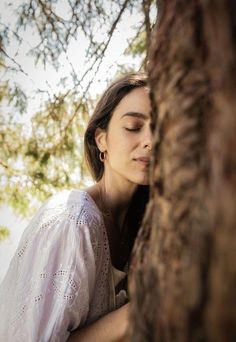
109 135 135 156
106 128 140 165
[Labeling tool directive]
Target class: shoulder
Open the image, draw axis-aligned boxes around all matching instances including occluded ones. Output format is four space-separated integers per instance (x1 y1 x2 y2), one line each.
36 188 102 227
13 189 106 273
19 189 104 250
45 188 98 213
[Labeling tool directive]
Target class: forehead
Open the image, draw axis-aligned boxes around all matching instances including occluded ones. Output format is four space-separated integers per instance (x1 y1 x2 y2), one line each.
112 87 151 120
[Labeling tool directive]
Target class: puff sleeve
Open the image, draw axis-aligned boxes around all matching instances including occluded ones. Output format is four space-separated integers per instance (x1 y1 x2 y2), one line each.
0 192 102 342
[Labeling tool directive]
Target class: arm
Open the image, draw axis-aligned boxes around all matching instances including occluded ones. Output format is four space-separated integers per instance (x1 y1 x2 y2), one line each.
0 194 100 341
68 303 130 342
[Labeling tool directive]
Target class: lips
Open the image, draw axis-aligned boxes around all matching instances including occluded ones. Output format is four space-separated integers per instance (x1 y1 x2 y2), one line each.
134 157 150 166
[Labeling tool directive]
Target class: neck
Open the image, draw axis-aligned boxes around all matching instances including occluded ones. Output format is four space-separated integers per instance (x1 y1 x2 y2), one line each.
85 173 139 270
97 173 137 227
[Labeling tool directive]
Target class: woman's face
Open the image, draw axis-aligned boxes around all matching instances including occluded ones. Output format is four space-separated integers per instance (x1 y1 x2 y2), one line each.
96 87 152 186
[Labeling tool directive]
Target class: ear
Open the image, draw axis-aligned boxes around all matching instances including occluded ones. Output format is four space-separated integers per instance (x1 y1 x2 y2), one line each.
95 127 107 152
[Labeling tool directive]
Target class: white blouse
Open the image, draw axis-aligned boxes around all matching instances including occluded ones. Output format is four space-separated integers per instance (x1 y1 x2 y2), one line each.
0 189 129 341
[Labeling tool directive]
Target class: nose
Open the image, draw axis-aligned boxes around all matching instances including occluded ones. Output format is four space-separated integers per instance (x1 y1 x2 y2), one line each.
142 125 153 151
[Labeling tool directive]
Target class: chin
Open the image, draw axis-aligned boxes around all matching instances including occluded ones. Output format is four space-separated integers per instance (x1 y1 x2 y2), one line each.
139 179 149 186
133 176 149 186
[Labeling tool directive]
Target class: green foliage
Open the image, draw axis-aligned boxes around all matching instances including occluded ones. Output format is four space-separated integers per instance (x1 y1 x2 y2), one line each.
0 82 27 115
125 29 147 57
0 83 9 102
0 92 92 217
0 226 10 241
8 85 27 115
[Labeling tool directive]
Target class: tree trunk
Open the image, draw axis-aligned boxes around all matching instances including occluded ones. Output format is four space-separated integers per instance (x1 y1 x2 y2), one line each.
129 1 236 341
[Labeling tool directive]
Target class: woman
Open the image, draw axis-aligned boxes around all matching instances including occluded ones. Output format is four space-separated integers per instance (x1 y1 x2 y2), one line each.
0 73 152 341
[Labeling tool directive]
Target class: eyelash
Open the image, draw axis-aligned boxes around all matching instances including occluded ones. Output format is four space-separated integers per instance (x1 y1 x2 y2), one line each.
125 127 141 132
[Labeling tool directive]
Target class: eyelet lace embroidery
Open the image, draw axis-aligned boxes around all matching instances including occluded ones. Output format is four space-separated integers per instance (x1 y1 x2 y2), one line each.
0 189 114 341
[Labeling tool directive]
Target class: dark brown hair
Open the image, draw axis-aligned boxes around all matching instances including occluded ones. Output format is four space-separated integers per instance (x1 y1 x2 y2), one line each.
84 72 150 265
84 72 149 182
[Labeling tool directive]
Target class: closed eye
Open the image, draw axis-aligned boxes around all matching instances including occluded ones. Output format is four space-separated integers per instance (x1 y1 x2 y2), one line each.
125 127 141 132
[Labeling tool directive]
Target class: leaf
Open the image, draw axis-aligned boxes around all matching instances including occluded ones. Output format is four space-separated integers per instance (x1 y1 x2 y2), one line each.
0 225 10 241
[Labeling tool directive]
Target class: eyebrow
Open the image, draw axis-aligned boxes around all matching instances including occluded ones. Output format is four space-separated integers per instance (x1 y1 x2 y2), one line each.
120 112 149 120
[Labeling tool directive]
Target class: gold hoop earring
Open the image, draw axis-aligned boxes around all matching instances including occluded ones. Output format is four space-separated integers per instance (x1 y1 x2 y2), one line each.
99 151 105 162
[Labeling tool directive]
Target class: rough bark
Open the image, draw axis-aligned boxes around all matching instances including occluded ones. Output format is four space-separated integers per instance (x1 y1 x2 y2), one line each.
129 1 236 341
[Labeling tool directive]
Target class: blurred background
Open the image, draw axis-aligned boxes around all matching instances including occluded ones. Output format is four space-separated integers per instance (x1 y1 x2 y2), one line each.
0 0 157 282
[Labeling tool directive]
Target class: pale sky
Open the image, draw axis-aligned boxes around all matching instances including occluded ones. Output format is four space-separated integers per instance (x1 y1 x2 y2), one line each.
0 206 28 282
